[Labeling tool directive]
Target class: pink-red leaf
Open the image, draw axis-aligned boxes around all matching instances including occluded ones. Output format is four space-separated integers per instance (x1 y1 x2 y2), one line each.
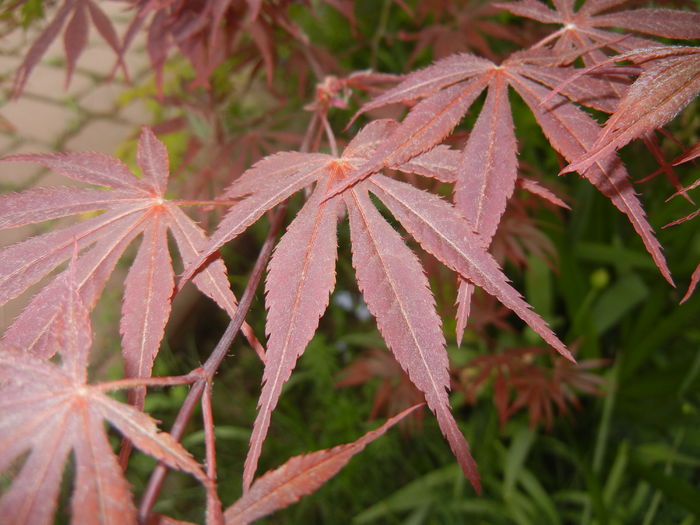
493 0 562 24
453 74 518 342
369 174 571 361
12 0 74 96
0 187 131 229
332 75 490 198
243 183 341 490
455 73 517 243
120 211 174 391
2 212 145 357
681 262 700 304
674 140 700 166
511 74 674 286
63 0 88 87
593 9 700 40
563 49 700 176
394 145 461 184
138 126 171 195
0 276 204 525
0 204 149 306
86 0 122 60
1 128 244 387
226 405 423 525
350 52 493 124
3 152 152 192
346 185 480 491
518 177 570 209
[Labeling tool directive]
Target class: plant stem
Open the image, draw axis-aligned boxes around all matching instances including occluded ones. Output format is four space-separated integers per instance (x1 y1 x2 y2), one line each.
95 372 203 392
321 112 338 157
172 199 240 207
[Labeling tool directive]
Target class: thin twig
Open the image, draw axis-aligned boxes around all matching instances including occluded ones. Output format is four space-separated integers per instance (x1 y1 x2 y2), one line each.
202 380 225 525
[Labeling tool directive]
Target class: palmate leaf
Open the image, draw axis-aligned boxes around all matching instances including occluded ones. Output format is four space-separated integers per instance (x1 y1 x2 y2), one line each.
510 73 673 286
458 346 605 430
11 0 125 96
345 183 479 489
560 46 700 176
225 405 422 525
0 127 250 400
494 0 700 53
0 268 205 525
453 73 518 343
325 0 700 310
328 44 675 305
492 0 699 110
123 0 288 93
183 120 569 494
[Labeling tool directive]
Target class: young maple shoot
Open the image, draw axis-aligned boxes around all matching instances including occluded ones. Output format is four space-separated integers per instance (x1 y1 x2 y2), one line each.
1 0 699 523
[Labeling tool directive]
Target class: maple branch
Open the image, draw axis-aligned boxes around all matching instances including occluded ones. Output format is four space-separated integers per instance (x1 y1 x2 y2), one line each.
137 202 288 524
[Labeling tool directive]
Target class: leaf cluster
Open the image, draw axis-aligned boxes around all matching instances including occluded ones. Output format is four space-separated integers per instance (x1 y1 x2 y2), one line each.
1 0 699 523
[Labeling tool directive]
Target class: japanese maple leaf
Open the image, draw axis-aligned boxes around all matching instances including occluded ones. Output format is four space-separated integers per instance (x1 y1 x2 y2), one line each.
493 0 700 104
122 0 278 92
494 0 700 56
11 0 125 96
224 404 421 525
330 44 675 342
457 346 605 429
560 46 700 176
182 119 571 494
0 127 251 402
661 139 700 304
0 268 205 525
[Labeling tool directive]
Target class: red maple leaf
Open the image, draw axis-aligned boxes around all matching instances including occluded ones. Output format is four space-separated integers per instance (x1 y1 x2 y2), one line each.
328 38 685 339
224 404 422 525
0 127 260 402
181 119 572 494
0 265 205 524
10 0 126 96
559 46 700 176
494 0 700 55
456 346 606 429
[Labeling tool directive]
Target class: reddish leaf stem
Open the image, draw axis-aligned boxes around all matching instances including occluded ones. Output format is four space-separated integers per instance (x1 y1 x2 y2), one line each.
172 199 241 207
321 112 338 157
137 202 289 524
95 371 204 392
